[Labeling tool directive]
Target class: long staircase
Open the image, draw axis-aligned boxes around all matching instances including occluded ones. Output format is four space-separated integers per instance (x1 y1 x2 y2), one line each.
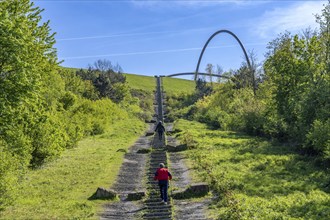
102 76 210 219
143 76 173 219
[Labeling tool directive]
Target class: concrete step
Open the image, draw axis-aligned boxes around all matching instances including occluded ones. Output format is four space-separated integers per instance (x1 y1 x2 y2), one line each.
146 207 171 213
150 160 167 163
151 151 167 154
150 156 167 159
149 167 167 170
143 216 171 220
149 161 168 164
145 204 171 209
143 212 172 219
149 163 167 166
150 155 167 157
149 165 167 169
146 182 159 185
150 159 167 162
151 152 167 155
149 195 163 199
145 198 164 203
146 203 171 209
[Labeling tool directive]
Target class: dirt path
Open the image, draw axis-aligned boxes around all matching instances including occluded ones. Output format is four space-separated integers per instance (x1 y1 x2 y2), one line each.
100 127 153 220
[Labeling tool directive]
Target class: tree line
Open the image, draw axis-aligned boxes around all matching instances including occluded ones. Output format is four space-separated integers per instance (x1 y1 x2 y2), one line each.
0 0 149 210
168 2 330 164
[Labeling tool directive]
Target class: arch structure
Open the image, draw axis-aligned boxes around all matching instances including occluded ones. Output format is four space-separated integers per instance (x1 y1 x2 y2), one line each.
163 72 230 79
194 29 256 95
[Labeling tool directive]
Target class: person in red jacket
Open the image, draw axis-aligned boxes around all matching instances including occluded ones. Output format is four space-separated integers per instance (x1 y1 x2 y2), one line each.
154 163 172 204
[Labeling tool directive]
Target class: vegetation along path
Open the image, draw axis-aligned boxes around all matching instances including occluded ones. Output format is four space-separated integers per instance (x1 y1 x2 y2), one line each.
101 77 211 219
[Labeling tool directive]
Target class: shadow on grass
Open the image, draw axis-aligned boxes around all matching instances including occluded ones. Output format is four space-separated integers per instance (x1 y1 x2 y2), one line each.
288 199 330 218
235 138 330 197
175 120 330 219
193 126 330 198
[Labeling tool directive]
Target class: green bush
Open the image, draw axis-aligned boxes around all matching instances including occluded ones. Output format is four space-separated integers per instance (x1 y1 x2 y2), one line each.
0 143 20 211
180 131 197 149
305 119 330 159
30 113 68 166
59 92 77 110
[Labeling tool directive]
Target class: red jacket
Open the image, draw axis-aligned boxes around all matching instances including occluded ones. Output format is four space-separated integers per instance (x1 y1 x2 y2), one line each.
154 168 172 181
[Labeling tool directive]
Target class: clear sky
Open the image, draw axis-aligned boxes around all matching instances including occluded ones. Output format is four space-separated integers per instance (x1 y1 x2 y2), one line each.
32 0 326 77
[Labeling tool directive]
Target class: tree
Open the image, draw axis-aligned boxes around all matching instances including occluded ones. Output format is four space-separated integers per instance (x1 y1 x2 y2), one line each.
263 11 330 154
0 0 59 207
195 78 213 99
316 0 330 72
205 63 214 84
76 59 127 103
231 65 251 89
216 65 224 83
229 50 259 93
0 0 58 161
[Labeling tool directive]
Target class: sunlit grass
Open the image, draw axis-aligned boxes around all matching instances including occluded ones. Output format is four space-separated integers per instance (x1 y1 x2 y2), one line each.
174 119 330 219
125 73 156 92
124 73 195 95
162 77 195 95
1 119 145 219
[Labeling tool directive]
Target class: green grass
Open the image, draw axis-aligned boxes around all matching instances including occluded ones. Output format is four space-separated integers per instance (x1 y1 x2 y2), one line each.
174 119 330 219
162 77 195 95
125 73 195 95
1 118 146 220
60 69 195 95
125 73 157 92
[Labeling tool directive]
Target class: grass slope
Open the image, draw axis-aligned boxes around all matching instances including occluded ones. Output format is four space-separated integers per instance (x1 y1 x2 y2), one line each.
125 73 195 95
1 119 145 220
61 68 195 95
125 73 156 93
162 77 195 95
174 119 330 219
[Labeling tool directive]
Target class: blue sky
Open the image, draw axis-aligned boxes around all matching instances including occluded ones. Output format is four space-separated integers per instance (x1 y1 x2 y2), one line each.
32 0 326 77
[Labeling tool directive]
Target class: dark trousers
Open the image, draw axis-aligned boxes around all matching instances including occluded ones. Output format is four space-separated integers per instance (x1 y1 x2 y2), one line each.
158 131 163 140
158 180 169 202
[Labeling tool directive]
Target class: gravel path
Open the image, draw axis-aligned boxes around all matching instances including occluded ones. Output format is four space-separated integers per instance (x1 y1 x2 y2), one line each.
100 125 153 220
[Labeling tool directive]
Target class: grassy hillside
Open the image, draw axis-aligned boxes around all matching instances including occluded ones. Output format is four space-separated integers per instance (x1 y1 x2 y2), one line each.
174 119 330 219
162 77 195 95
61 68 195 95
124 73 156 92
125 73 195 95
1 119 145 219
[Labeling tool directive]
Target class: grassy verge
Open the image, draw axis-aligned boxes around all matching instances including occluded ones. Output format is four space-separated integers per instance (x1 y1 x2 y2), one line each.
1 118 145 220
174 119 330 219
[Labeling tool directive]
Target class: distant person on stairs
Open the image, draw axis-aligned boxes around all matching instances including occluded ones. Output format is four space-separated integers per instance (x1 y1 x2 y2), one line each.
155 120 165 141
154 163 172 204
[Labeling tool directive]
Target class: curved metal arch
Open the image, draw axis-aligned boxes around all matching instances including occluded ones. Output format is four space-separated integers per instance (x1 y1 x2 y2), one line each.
194 29 256 95
165 72 230 79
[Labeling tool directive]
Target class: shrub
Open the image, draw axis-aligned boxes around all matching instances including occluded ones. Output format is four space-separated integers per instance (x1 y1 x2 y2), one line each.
305 119 330 159
180 131 197 149
30 113 68 166
0 143 20 211
59 92 77 110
